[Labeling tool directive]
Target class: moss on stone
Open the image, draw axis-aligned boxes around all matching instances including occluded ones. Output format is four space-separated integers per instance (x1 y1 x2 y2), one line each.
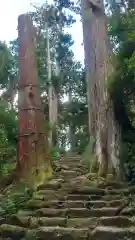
27 164 53 193
0 224 26 238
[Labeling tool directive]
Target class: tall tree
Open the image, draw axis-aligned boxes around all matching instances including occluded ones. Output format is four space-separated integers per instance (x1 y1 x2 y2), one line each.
81 0 120 177
17 14 52 187
31 1 86 151
7 1 88 154
107 0 135 180
30 1 75 147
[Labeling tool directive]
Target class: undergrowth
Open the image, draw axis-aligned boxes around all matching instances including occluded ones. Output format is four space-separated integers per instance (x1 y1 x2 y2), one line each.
0 147 60 218
0 183 32 218
82 136 96 171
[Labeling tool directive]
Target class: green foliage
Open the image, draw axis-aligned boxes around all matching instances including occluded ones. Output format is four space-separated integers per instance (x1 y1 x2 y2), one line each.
50 147 60 161
0 104 17 166
32 0 88 152
0 184 31 218
29 1 88 152
108 8 135 181
0 104 17 145
82 136 96 170
0 42 13 88
0 102 17 180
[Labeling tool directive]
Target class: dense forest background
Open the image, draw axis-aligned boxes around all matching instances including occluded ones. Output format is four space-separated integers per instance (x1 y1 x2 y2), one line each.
0 0 135 181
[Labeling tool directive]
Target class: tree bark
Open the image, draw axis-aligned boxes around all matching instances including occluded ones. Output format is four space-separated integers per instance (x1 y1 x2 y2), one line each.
68 91 74 152
81 0 120 178
18 14 52 185
46 21 58 148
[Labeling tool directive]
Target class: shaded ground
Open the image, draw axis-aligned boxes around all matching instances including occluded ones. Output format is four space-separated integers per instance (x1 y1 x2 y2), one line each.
0 154 135 239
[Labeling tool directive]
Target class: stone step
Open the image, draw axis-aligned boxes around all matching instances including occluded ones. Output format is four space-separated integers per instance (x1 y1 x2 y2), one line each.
91 226 135 240
53 163 86 173
67 194 102 201
8 216 98 229
70 186 105 195
33 194 66 202
99 216 135 228
58 162 82 167
26 200 123 210
35 193 102 202
58 163 87 171
26 226 88 240
26 199 124 210
67 216 135 228
99 180 128 189
38 179 65 190
2 222 135 239
8 215 67 228
58 161 82 166
37 189 65 197
67 218 97 228
76 207 120 217
87 200 124 208
33 208 94 218
26 199 60 209
61 156 81 160
59 159 81 164
54 171 80 178
0 225 26 239
36 190 67 201
0 225 88 240
121 207 135 217
101 194 124 201
26 200 88 210
105 189 129 196
18 207 121 218
55 169 79 174
18 208 87 218
70 168 87 174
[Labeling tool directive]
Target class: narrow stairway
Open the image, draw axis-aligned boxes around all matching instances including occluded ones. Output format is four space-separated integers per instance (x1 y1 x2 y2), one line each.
0 154 135 239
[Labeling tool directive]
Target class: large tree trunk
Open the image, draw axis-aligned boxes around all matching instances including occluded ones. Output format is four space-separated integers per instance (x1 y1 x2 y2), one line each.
81 0 120 178
18 14 52 186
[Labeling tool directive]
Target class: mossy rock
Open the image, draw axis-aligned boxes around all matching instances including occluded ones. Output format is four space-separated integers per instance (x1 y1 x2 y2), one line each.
28 165 53 192
86 173 105 183
8 215 31 228
90 155 99 173
0 224 26 239
26 227 88 240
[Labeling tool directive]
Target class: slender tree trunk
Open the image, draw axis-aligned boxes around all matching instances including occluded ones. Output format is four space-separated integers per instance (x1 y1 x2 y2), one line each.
46 21 53 147
46 22 59 148
52 60 59 148
51 88 58 147
81 0 120 178
18 14 52 185
68 91 73 151
68 91 76 152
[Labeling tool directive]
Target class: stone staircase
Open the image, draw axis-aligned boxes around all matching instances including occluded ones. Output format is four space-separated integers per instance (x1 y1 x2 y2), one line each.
0 154 135 239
